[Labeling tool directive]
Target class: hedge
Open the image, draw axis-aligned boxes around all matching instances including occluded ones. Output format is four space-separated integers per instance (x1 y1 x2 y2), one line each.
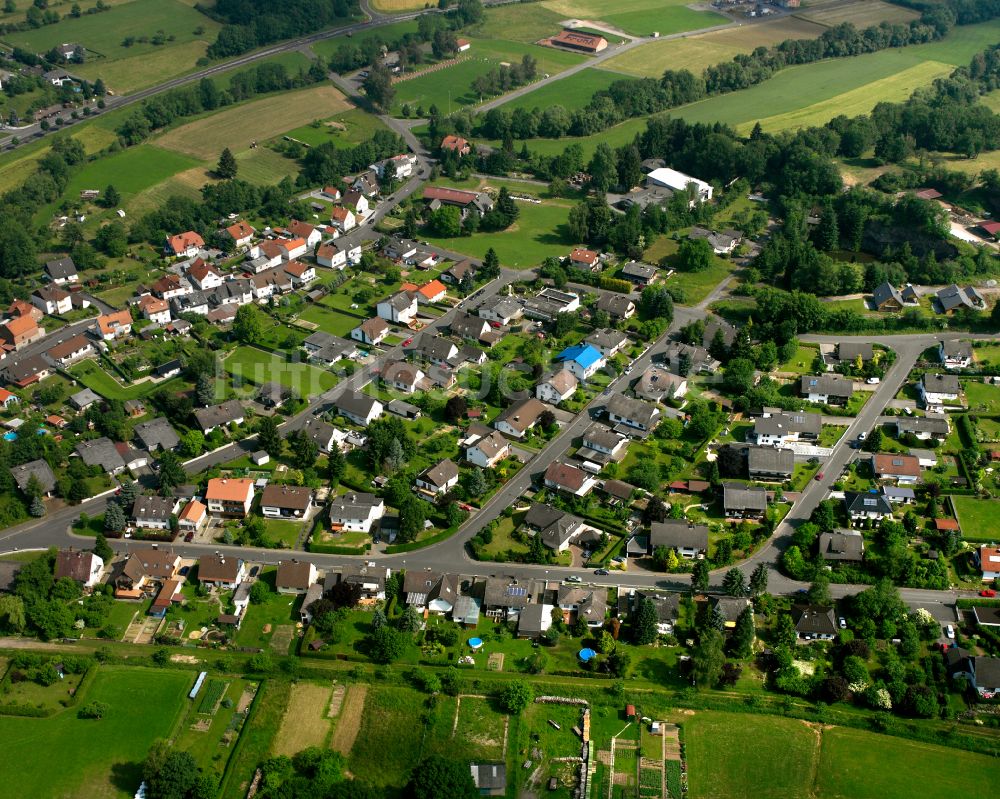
308 542 371 555
384 526 459 554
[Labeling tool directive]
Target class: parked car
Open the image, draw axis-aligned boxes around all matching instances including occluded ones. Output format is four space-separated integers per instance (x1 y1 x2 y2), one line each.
594 568 609 576
183 532 193 542
565 575 582 583
945 624 956 639
866 377 880 384
814 472 824 481
402 337 413 346
839 616 847 629
980 589 997 597
857 431 867 441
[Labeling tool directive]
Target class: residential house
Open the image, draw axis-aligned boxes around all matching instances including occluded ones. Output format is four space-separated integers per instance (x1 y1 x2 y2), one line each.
299 583 324 623
464 429 510 468
342 190 369 217
712 596 751 631
543 461 596 497
919 373 960 406
321 186 342 201
283 260 317 288
596 293 635 320
524 503 583 552
536 368 578 405
187 261 223 291
75 437 127 475
152 274 191 300
7 299 43 323
10 459 56 497
334 391 383 426
44 334 93 367
407 335 458 370
327 492 384 533
133 417 179 452
940 339 974 369
794 605 837 641
2 354 52 387
260 484 313 518
55 549 104 588
556 343 605 381
818 530 865 564
69 387 101 411
688 226 741 254
522 288 580 321
130 496 178 530
873 452 921 484
621 589 679 635
747 445 794 481
606 393 660 434
415 458 460 496
205 477 255 517
413 279 447 304
578 422 627 463
450 312 494 344
287 219 322 248
193 400 245 433
372 152 417 180
275 560 318 594
837 342 874 363
871 282 904 311
569 248 599 270
844 491 893 526
32 285 72 315
440 134 471 155
317 238 349 268
165 231 205 258
0 316 45 350
178 500 207 532
493 397 546 439
800 374 853 405
883 485 916 504
479 297 523 326
936 284 985 313
197 554 246 590
223 220 255 248
377 291 418 325
44 256 78 284
483 576 542 621
979 545 1000 582
335 565 388 603
442 259 476 286
620 261 657 285
893 415 949 440
0 388 18 409
302 418 339 455
137 295 171 325
585 328 629 359
633 366 687 403
558 585 607 628
517 603 552 640
649 520 709 559
94 310 133 341
114 549 181 593
723 483 767 520
351 317 390 346
751 411 821 447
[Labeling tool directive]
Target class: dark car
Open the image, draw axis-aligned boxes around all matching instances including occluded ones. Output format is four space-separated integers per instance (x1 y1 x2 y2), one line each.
183 532 194 542
178 565 190 576
594 568 609 576
249 566 260 578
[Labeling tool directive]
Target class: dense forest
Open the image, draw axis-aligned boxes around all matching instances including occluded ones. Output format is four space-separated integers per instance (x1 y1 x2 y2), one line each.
204 0 360 59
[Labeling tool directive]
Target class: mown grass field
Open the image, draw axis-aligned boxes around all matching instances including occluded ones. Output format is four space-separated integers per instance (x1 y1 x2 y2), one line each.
68 359 189 401
796 0 919 28
0 667 190 799
642 236 734 304
600 17 827 77
61 144 200 202
5 0 220 93
499 68 622 113
279 108 390 148
540 0 726 37
469 4 569 43
390 38 584 115
157 86 353 160
224 345 339 395
312 20 420 59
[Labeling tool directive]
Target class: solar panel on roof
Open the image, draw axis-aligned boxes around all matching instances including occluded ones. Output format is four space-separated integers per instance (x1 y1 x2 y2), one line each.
506 586 527 597
892 459 903 466
864 498 876 506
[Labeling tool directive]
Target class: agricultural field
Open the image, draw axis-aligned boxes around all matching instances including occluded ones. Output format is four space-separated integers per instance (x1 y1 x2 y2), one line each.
4 0 221 93
469 3 569 44
952 495 1000 542
0 667 190 799
600 16 826 77
499 68 622 114
272 681 335 756
370 0 428 10
390 38 584 116
796 0 919 28
539 0 726 37
223 345 340 396
234 147 297 186
278 108 391 149
156 86 353 160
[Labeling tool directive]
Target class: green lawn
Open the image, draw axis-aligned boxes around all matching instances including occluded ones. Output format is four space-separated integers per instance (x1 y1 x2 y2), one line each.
491 68 622 114
67 359 189 401
297 303 361 338
223 346 339 396
952 495 1000 542
279 108 390 149
540 0 726 37
424 195 576 267
643 236 734 304
347 685 429 785
235 573 303 650
0 666 190 799
962 379 1000 414
262 517 307 548
778 344 821 375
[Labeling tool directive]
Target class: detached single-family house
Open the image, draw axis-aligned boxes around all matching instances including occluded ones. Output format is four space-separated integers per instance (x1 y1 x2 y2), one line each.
569 248 599 270
873 452 921 484
133 417 180 452
137 295 171 325
723 483 767 520
649 520 708 559
464 429 510 468
114 548 181 593
193 400 245 433
844 491 893 526
747 446 794 481
633 366 687 403
328 492 385 534
919 373 960 406
621 589 679 635
260 484 313 518
939 339 973 369
302 418 340 455
800 374 853 405
283 260 317 287
596 293 635 320
377 291 418 325
871 281 904 312
32 285 72 315
197 554 246 590
223 220 255 248
130 496 177 530
818 529 865 563
524 503 586 552
187 260 223 291
585 328 629 359
752 411 821 447
275 560 318 594
440 134 471 155
351 317 389 346
443 259 477 286
536 369 578 405
44 256 78 284
893 415 949 440
493 397 546 439
543 461 596 497
579 422 627 462
415 458 460 496
794 605 837 641
10 459 57 497
606 393 660 434
205 477 255 517
178 499 207 532
94 310 133 341
478 297 522 326
76 437 127 475
0 316 44 350
556 343 605 381
979 545 1000 582
55 549 104 588
330 206 357 234
558 585 606 628
936 284 985 314
45 334 93 367
689 226 741 255
620 261 656 285
335 392 383 426
837 342 873 363
165 231 205 258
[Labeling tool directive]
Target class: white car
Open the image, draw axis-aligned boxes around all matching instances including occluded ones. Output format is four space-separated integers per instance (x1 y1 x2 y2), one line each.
857 431 867 441
945 624 955 640
624 365 633 375
866 377 880 384
839 617 847 629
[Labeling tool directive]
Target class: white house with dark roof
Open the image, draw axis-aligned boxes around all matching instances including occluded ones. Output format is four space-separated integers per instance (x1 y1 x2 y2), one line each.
328 492 384 533
464 429 510 468
919 373 960 406
939 339 973 369
335 392 383 426
606 393 660 433
649 520 708 559
536 368 578 405
415 458 459 496
376 291 418 325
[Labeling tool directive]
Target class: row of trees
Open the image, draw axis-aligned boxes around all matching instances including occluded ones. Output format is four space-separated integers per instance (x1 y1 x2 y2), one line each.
206 0 359 60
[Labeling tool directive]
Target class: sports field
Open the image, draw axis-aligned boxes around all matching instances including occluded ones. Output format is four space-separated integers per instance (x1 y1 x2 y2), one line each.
0 667 190 799
540 0 726 37
156 86 352 160
390 38 584 115
4 0 220 93
796 0 919 28
601 17 826 77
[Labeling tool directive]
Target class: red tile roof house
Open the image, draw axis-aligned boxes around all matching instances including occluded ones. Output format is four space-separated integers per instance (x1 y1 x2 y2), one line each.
165 230 205 258
205 477 255 517
330 206 356 232
569 248 599 270
283 260 317 288
93 309 133 341
440 134 471 155
287 219 322 248
223 220 256 248
187 260 224 291
0 315 45 350
872 452 922 485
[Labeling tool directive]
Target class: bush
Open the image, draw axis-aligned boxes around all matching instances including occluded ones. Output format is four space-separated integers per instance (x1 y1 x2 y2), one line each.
77 700 109 719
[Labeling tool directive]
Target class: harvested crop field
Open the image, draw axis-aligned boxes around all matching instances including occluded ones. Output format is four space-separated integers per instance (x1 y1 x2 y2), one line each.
796 0 918 28
272 682 334 757
157 86 352 159
601 17 826 77
330 684 368 755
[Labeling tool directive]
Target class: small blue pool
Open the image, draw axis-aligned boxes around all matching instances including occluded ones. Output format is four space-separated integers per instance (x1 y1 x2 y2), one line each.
578 648 597 662
3 432 15 441
468 637 484 649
